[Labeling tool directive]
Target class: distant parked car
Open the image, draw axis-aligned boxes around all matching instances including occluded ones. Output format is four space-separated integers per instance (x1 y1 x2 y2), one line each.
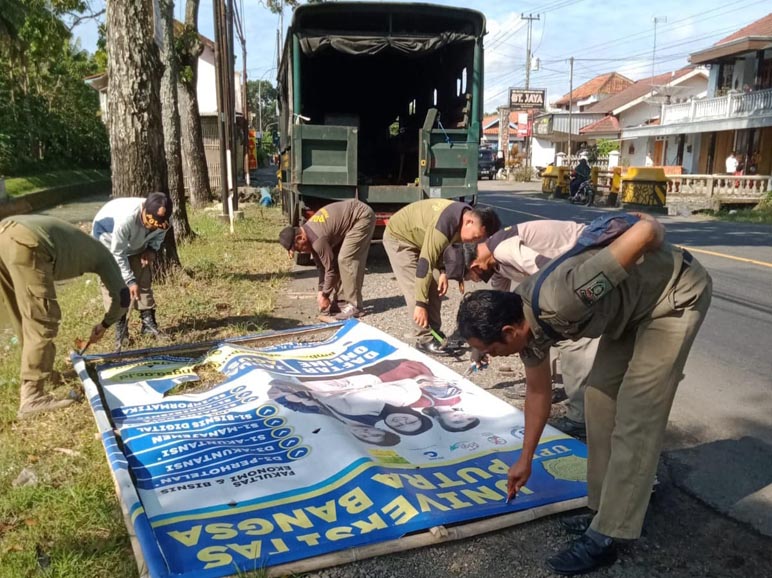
478 148 496 180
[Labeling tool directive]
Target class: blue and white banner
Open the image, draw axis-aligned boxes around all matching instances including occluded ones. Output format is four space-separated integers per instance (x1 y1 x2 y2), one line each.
77 320 587 578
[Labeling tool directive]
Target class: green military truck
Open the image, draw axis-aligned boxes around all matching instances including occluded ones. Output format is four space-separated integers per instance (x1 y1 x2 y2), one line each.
277 2 486 259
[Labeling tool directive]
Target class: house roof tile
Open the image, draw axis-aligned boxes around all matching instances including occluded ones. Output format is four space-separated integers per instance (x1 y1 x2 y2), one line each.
482 111 521 135
553 72 634 107
579 115 620 134
715 13 772 45
584 67 698 114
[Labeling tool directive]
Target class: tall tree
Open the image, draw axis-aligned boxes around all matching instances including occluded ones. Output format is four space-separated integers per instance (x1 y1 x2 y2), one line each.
159 0 194 242
177 0 211 208
0 0 109 175
247 79 278 134
106 0 180 272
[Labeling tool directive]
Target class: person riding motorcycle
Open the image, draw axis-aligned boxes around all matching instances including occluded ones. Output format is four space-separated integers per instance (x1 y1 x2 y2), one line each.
569 158 591 199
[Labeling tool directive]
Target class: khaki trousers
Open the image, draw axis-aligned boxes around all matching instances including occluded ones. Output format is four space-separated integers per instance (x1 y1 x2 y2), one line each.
586 260 712 539
336 208 376 309
554 337 599 423
382 230 441 343
0 222 60 385
101 254 155 311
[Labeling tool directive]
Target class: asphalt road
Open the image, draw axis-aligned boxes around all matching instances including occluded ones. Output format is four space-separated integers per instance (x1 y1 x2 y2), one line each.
478 180 772 535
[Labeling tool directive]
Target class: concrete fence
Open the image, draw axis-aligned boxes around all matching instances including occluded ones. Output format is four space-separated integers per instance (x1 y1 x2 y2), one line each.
665 174 770 214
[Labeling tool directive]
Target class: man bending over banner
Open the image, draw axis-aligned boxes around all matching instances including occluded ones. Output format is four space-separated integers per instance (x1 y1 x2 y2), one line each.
279 199 376 320
456 214 712 575
0 216 128 418
383 199 500 355
92 192 172 347
443 220 597 438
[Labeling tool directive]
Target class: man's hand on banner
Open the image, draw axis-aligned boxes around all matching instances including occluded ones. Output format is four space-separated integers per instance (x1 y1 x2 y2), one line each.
508 456 532 500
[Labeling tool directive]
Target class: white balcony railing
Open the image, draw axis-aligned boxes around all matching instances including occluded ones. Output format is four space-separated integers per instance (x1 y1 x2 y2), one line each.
661 87 772 125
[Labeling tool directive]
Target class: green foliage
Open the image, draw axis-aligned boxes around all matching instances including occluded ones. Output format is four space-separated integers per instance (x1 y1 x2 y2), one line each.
0 0 109 176
247 79 278 132
176 23 204 88
596 138 618 157
584 139 618 164
5 169 109 196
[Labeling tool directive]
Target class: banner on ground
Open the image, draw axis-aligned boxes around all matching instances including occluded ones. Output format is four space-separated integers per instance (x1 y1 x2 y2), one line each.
78 320 587 578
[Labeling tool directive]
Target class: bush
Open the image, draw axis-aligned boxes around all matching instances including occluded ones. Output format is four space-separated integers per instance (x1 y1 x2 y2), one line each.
510 166 534 182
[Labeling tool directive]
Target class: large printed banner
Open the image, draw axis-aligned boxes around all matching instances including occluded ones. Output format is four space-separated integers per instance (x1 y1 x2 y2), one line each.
79 320 587 578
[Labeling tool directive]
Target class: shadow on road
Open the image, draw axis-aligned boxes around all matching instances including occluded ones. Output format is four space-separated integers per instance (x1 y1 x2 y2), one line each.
666 436 772 537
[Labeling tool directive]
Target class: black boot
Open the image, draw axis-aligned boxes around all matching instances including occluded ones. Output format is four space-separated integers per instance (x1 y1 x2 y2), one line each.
115 314 128 350
140 309 162 337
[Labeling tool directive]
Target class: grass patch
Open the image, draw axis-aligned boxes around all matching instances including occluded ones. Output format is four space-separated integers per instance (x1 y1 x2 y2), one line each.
5 169 110 197
713 204 772 224
0 206 292 577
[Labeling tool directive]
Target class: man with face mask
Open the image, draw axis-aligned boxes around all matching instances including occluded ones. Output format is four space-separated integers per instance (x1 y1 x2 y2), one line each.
442 220 595 437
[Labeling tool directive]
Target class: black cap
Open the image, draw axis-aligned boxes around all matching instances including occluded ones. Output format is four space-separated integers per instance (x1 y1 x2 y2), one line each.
144 192 172 224
278 226 298 251
443 243 478 281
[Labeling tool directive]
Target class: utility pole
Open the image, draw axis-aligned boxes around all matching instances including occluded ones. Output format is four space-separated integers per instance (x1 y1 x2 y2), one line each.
226 0 238 211
521 13 539 177
212 0 229 218
234 0 249 185
276 29 281 71
522 13 540 90
568 56 574 160
652 16 667 83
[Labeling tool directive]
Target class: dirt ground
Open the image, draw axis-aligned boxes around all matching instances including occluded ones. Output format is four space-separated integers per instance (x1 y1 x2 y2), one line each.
270 246 772 578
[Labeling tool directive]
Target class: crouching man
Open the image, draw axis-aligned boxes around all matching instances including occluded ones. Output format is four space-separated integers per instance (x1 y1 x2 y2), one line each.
279 199 376 320
0 216 128 418
456 214 711 575
92 192 172 346
383 199 500 355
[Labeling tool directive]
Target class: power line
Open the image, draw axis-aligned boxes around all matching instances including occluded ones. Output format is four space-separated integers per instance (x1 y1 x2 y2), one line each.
541 0 768 61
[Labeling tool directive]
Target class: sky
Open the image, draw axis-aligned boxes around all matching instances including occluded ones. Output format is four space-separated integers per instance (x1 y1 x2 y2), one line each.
71 0 772 113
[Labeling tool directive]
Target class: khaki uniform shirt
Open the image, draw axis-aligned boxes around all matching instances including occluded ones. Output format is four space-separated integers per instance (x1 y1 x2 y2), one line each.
2 215 128 326
385 199 470 305
515 243 705 367
303 200 372 296
488 220 586 284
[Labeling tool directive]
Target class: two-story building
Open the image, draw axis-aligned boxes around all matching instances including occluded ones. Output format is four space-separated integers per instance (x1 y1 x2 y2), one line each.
621 13 772 176
531 72 633 167
580 67 709 168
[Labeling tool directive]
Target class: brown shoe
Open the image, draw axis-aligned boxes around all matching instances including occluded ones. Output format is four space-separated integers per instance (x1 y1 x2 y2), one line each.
17 395 75 419
17 380 76 419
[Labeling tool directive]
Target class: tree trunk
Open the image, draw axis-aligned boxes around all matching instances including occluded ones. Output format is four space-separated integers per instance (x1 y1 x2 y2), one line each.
178 0 211 208
159 0 194 242
106 0 181 275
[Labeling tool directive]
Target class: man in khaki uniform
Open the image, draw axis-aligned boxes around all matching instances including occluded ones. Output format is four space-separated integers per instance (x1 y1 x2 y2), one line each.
444 220 596 436
0 216 129 418
383 199 500 354
457 214 711 575
279 200 375 320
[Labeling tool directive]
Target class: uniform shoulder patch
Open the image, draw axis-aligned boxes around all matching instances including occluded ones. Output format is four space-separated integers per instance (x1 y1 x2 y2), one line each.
575 273 613 306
